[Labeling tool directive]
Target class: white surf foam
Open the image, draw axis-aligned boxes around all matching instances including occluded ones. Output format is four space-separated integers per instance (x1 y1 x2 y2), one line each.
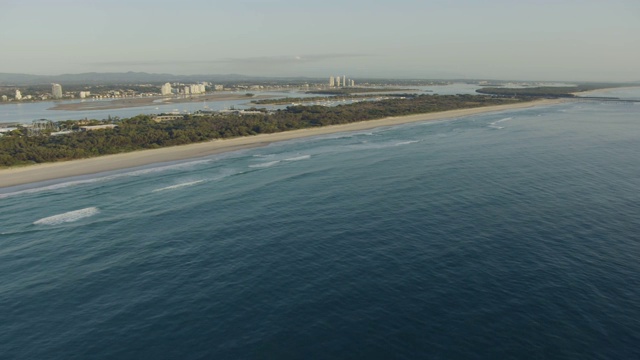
152 180 205 192
394 140 420 146
489 117 513 129
0 159 213 199
34 207 100 225
0 179 99 199
283 155 311 161
249 160 281 168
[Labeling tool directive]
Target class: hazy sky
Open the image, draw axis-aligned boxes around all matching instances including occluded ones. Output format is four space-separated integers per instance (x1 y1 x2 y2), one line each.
2 0 639 81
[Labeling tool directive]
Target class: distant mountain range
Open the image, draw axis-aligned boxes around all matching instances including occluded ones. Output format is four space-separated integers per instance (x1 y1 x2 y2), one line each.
1 72 638 87
0 72 315 86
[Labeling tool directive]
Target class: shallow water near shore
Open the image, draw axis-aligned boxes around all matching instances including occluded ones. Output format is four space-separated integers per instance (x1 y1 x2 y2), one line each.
1 95 640 359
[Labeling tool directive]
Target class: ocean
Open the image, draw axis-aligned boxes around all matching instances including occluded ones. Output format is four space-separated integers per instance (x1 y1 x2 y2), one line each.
1 91 640 359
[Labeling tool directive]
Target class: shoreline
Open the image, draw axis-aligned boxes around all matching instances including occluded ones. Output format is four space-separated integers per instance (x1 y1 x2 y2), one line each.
572 86 640 97
47 93 272 111
0 98 565 188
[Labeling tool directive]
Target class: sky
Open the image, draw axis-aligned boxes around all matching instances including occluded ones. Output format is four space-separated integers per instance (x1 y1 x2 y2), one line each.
1 0 639 81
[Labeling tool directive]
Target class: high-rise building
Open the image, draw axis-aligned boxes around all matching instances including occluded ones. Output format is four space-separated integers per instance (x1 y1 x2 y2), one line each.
184 86 190 95
343 76 346 87
329 76 335 87
351 80 355 87
15 90 22 100
161 83 172 95
52 83 63 99
336 76 341 87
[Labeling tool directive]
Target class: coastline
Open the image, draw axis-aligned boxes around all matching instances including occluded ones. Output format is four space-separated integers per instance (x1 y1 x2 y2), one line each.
47 93 272 111
0 98 565 188
572 86 640 97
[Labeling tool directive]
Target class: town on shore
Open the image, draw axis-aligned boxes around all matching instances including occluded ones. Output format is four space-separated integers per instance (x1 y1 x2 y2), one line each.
0 72 633 169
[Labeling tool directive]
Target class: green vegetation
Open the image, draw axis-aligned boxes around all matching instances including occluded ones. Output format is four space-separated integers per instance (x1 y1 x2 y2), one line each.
476 83 625 97
0 94 525 167
251 93 415 105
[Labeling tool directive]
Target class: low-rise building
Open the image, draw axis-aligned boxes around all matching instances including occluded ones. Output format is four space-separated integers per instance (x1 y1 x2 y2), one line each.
152 115 183 122
79 124 118 131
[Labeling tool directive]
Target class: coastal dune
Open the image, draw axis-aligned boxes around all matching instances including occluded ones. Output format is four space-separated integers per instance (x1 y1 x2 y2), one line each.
0 99 563 188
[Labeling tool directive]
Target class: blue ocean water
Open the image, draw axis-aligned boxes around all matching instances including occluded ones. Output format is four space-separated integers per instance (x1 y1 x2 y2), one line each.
1 96 640 359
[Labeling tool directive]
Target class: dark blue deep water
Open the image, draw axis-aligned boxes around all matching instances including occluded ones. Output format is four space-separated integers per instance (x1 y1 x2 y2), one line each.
2 95 640 359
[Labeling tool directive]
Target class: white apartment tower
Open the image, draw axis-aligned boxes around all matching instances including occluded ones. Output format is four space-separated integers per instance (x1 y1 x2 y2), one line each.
161 83 172 95
335 76 341 87
329 76 335 87
15 90 22 100
52 84 63 99
343 76 346 87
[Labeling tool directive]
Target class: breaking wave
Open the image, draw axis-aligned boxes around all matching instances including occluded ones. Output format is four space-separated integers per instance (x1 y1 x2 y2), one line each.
394 140 420 146
34 207 100 225
489 117 513 129
152 180 205 192
284 155 311 161
0 159 212 199
249 161 281 168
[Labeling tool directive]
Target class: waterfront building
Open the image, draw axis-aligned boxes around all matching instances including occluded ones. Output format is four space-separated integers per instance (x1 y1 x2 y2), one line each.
343 76 346 87
351 80 355 87
161 83 172 96
329 76 335 87
214 85 224 91
52 83 63 99
184 86 190 95
336 76 341 87
1 95 7 101
15 90 22 100
79 91 91 99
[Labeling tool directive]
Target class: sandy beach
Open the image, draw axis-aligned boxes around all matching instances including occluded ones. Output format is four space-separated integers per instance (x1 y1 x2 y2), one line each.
572 86 640 97
1 99 564 188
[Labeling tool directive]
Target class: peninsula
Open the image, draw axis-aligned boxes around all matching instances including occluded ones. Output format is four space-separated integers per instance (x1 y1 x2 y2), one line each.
0 96 564 188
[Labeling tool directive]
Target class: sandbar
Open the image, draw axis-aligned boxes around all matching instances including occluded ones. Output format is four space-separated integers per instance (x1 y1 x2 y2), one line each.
1 99 565 188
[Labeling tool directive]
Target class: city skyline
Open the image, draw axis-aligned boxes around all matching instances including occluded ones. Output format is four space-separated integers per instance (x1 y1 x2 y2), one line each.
2 0 639 82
